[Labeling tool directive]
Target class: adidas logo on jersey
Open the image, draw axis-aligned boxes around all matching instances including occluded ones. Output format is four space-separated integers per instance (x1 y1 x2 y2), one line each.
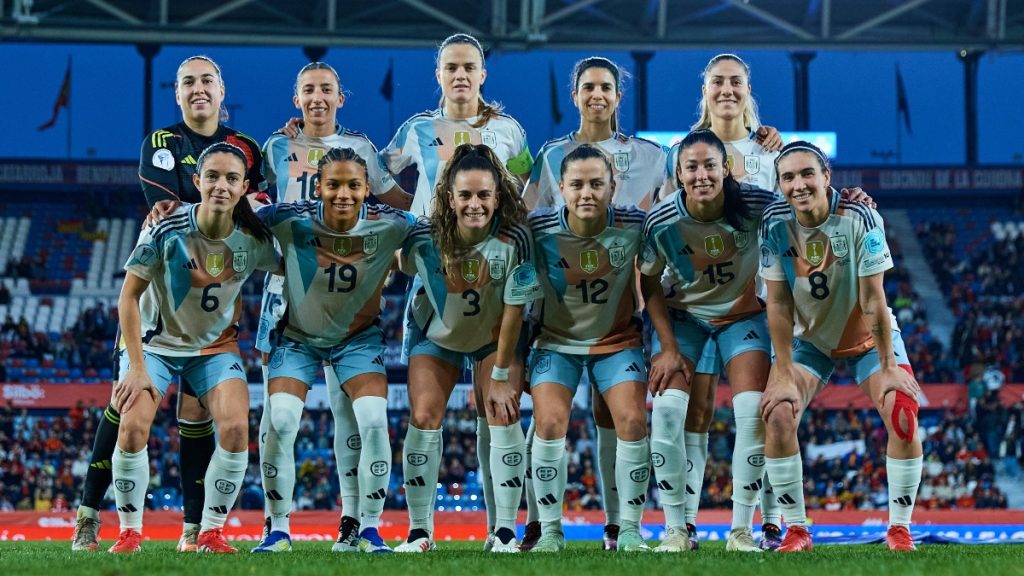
307 237 322 248
426 137 443 147
782 247 799 258
743 330 760 341
285 153 298 162
182 258 199 270
181 155 197 165
625 362 642 373
677 245 695 256
556 257 570 269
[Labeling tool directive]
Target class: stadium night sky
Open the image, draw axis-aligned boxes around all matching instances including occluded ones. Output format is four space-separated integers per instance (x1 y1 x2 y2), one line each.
5 42 1024 165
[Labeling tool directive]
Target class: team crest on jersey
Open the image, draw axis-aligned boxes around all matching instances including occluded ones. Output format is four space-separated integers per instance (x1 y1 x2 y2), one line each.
613 152 630 173
733 230 750 249
805 240 825 266
206 253 224 276
580 250 600 274
480 130 497 148
704 234 725 258
232 251 247 272
462 259 480 282
489 258 505 280
609 245 626 268
307 148 326 167
152 148 175 171
744 155 760 175
830 234 849 258
363 234 378 255
454 131 472 146
334 237 352 256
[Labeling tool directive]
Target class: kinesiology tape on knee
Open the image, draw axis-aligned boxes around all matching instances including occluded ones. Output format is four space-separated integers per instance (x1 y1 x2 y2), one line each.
891 391 919 443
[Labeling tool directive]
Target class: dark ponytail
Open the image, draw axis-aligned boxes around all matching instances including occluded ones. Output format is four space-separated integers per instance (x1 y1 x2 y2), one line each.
195 142 273 243
677 130 751 232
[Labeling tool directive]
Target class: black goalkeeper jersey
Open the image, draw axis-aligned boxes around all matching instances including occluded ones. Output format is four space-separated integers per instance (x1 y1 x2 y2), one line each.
139 121 265 208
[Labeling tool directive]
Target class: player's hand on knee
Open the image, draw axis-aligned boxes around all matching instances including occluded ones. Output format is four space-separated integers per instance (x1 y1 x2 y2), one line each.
878 366 920 406
649 350 692 395
761 365 801 421
486 378 520 425
115 367 159 413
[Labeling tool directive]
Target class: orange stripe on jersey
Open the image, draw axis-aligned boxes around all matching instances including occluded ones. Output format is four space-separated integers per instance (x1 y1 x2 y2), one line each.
200 295 242 356
712 276 763 327
830 302 874 358
140 176 180 201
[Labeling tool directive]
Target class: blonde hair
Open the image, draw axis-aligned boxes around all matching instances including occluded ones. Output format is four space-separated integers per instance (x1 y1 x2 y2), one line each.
436 34 504 129
431 144 527 260
692 53 762 132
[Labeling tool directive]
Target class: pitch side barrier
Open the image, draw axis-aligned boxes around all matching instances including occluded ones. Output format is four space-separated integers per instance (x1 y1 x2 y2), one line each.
1 510 1022 545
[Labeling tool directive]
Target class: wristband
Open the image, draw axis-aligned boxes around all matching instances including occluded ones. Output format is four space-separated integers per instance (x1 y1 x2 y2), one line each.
491 366 510 381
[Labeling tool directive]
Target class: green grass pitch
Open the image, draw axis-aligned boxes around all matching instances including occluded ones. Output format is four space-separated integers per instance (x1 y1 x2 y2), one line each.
2 541 1021 576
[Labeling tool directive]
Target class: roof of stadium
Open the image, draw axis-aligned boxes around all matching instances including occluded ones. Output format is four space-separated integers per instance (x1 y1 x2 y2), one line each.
2 0 1023 51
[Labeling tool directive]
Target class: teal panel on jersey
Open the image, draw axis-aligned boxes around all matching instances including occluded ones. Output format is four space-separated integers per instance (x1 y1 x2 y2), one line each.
536 235 567 299
291 219 322 294
270 136 291 200
414 121 440 194
660 227 696 282
165 236 193 311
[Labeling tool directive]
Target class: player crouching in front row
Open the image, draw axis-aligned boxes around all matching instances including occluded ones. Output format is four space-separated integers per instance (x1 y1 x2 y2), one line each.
758 141 923 553
109 143 281 553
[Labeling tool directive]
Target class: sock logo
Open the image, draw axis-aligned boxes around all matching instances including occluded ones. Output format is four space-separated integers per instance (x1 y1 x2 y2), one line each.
525 467 532 479
535 466 557 481
627 494 647 506
686 459 693 472
651 452 665 467
742 478 763 492
685 485 696 495
344 467 358 478
777 493 797 505
208 505 228 515
367 488 387 500
893 495 913 506
215 479 237 494
747 454 765 466
117 504 138 513
370 461 389 476
500 477 523 488
502 453 523 467
405 475 426 487
114 480 136 493
657 480 674 491
538 493 558 506
629 467 650 482
265 490 284 501
347 434 362 450
262 463 278 478
406 453 428 466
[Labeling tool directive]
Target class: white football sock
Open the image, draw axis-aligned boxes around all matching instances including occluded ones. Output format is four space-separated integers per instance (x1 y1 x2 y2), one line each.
201 445 247 532
112 446 148 531
353 396 390 530
651 390 689 528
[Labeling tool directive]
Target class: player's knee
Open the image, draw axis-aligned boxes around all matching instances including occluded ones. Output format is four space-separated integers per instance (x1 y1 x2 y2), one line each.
216 417 247 451
535 412 568 440
409 404 443 430
269 394 303 437
615 411 647 442
765 405 798 438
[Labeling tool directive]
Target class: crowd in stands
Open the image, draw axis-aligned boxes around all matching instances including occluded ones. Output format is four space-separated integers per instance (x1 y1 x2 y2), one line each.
918 222 1024 383
2 393 1017 515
